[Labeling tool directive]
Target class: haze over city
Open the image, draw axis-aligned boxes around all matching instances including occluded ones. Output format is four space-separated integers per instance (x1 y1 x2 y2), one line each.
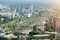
0 0 60 40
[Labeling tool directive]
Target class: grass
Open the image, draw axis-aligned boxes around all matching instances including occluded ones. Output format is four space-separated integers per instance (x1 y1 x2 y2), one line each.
0 12 43 26
0 17 19 26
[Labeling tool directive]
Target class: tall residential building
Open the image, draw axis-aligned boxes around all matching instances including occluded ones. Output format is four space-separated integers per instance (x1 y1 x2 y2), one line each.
53 16 60 33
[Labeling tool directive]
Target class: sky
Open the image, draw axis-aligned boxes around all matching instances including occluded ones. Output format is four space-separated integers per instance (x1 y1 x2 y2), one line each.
0 0 60 4
0 0 41 1
0 0 60 1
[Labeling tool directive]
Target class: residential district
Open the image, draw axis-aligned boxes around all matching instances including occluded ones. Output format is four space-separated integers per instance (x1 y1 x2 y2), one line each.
0 2 60 40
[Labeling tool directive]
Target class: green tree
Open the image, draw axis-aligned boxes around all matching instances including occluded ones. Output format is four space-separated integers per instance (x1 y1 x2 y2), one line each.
33 25 37 31
13 32 22 36
50 34 55 40
45 23 54 32
56 37 60 40
0 37 10 40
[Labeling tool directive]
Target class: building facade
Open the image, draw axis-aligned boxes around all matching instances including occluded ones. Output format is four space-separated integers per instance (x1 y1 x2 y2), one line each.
53 17 60 33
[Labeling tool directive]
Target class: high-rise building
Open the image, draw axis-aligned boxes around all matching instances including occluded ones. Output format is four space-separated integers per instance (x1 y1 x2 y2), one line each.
53 16 60 33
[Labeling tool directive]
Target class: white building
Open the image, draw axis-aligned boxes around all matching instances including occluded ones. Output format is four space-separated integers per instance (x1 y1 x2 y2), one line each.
4 34 17 39
24 13 32 17
0 18 4 22
0 5 19 19
0 30 5 36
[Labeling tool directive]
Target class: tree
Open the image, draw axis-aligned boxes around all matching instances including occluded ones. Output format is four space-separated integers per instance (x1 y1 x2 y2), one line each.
44 23 54 32
29 25 39 35
33 25 37 31
0 37 10 40
13 32 22 36
50 34 55 40
56 37 60 40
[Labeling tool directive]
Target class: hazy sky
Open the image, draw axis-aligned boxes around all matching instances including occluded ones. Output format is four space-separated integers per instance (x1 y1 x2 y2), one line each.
0 0 60 3
0 0 60 1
